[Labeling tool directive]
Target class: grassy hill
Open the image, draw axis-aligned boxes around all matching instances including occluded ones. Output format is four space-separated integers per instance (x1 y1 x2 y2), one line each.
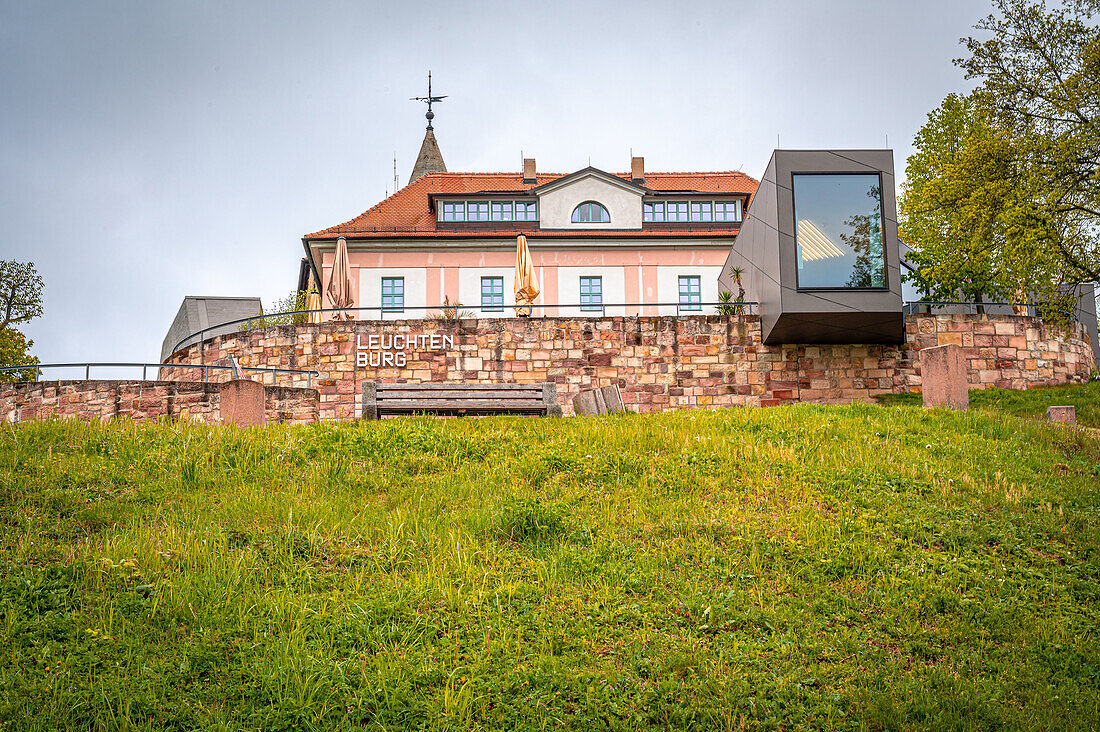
1 401 1099 730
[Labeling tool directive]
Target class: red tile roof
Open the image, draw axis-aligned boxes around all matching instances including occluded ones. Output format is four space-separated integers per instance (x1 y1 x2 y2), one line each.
306 171 758 239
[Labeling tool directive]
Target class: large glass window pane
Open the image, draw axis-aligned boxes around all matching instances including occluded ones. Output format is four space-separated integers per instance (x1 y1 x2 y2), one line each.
678 275 701 311
381 277 404 312
491 202 513 221
579 276 603 311
793 174 886 289
481 276 504 311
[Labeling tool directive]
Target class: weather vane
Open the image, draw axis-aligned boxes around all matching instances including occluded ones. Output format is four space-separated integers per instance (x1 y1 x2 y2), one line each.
410 71 446 130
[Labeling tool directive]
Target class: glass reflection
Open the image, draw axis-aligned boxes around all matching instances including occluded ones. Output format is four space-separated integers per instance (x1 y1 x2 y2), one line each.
793 174 886 288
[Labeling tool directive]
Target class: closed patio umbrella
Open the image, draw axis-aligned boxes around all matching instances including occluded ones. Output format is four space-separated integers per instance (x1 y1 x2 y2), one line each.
326 236 355 320
514 234 540 317
307 290 322 324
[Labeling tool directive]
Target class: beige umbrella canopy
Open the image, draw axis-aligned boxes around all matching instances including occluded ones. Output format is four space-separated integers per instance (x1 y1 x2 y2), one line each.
326 237 355 320
514 234 540 317
307 290 322 324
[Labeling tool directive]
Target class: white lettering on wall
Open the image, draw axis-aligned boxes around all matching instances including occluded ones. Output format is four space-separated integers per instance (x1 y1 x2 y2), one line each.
355 331 454 371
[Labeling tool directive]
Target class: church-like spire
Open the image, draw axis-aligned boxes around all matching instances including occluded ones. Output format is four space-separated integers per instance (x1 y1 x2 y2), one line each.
409 71 447 184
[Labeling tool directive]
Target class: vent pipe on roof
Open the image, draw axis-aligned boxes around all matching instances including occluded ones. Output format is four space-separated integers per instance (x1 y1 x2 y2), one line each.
631 156 645 184
523 158 536 184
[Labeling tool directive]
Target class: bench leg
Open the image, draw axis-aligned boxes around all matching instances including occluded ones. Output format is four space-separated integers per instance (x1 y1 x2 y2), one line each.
362 382 379 420
543 383 563 417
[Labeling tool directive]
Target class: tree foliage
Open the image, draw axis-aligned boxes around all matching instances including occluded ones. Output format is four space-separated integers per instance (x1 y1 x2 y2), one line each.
0 260 43 380
900 93 1064 305
0 260 44 331
902 0 1099 307
959 0 1100 282
239 291 308 331
0 328 39 382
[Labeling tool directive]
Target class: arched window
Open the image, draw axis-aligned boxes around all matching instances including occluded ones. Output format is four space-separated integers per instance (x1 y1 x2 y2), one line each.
571 201 610 223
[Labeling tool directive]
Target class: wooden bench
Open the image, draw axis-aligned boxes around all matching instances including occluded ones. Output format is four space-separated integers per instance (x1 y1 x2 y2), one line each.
362 382 562 419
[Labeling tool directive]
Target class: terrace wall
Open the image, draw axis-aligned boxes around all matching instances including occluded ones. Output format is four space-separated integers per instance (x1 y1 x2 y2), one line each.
0 380 319 425
160 313 1095 420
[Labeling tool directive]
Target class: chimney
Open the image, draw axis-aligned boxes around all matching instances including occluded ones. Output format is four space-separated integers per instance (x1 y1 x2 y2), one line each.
523 158 536 184
631 156 645 184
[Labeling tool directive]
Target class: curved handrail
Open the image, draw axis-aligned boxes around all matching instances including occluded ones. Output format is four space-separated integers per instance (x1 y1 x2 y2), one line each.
0 362 319 387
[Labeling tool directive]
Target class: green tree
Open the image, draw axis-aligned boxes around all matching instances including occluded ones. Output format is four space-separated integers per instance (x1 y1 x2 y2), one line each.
0 260 43 381
239 291 309 331
901 93 1037 306
0 329 38 382
958 0 1099 282
902 1 1099 313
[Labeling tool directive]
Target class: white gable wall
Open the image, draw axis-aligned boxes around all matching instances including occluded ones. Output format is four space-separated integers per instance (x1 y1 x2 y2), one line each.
537 175 643 230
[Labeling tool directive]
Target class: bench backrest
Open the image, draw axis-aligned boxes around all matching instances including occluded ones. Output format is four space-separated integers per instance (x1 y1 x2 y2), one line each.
362 382 561 418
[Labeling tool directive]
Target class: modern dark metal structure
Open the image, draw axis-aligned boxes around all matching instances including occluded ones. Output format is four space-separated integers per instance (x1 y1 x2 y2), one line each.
720 150 904 344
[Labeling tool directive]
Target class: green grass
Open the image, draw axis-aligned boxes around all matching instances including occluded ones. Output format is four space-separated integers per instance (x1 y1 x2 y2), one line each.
1 404 1099 730
877 380 1100 428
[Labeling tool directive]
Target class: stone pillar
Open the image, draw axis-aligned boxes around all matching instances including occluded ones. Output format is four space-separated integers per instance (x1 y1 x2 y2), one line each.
219 379 265 427
919 344 968 410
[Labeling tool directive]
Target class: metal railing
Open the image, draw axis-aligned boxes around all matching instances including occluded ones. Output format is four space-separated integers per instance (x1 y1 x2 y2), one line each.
169 301 761 357
901 300 1091 317
0 362 319 386
904 300 1033 312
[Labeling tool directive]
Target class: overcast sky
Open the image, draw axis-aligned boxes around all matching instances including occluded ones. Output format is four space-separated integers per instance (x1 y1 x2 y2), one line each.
2 0 992 367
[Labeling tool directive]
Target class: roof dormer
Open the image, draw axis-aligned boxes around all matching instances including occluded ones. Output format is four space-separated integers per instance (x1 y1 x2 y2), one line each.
531 167 646 230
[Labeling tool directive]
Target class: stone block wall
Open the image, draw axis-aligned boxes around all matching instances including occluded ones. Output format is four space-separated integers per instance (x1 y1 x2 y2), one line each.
0 380 319 425
905 313 1093 390
159 313 1096 420
264 385 320 424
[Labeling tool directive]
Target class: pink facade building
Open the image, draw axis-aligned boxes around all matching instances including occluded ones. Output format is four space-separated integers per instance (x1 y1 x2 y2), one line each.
302 123 758 318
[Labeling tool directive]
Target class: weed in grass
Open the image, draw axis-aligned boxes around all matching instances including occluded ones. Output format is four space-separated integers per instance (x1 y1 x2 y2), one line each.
495 496 568 544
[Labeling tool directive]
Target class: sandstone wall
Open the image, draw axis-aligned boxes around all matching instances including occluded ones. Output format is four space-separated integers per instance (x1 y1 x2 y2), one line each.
159 313 1096 420
0 380 319 425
